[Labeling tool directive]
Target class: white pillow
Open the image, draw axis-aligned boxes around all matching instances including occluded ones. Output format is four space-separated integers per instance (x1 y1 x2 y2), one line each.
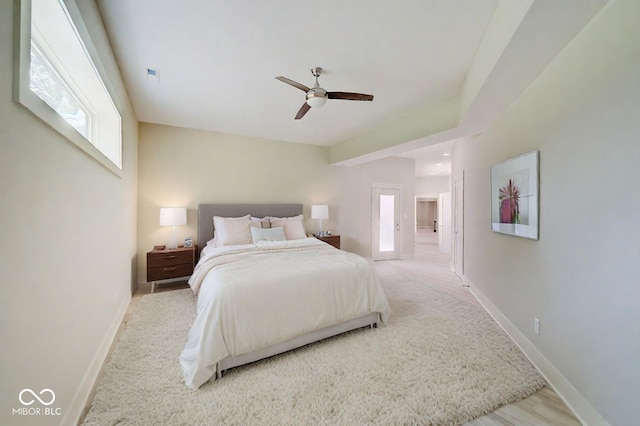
250 226 286 243
269 215 306 240
213 215 252 246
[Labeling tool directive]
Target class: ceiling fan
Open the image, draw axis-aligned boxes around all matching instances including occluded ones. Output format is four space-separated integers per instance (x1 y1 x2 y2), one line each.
275 67 374 120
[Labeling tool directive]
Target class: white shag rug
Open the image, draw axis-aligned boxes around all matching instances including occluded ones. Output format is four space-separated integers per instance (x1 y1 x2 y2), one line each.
82 271 545 426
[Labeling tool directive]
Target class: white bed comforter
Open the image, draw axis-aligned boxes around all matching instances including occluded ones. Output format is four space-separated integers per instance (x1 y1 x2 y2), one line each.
180 238 390 389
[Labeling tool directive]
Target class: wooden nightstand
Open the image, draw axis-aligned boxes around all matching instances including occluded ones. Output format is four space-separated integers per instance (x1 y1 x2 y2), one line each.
315 234 340 249
147 246 195 293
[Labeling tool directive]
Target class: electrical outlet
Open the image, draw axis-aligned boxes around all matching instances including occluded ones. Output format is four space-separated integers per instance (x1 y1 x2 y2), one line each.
534 317 540 335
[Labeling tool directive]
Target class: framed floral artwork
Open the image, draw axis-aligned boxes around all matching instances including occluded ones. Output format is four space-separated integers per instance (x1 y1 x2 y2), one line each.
491 150 539 239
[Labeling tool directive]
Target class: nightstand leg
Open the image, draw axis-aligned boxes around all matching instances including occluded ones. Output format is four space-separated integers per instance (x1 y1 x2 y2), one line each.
151 281 155 293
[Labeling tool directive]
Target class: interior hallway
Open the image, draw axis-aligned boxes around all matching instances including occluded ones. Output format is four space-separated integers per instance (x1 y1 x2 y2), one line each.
373 228 476 305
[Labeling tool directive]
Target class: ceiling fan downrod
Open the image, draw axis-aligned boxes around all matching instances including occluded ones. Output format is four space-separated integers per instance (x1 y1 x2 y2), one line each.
311 67 322 87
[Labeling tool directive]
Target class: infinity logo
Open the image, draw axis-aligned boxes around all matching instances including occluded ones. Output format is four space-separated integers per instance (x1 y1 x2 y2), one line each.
19 389 56 406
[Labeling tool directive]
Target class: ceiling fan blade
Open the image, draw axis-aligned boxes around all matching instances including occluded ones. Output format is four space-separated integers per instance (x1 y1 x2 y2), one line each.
276 76 310 92
294 103 311 120
327 92 374 101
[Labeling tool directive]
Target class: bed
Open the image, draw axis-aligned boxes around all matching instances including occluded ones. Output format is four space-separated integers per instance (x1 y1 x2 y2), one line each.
179 203 390 389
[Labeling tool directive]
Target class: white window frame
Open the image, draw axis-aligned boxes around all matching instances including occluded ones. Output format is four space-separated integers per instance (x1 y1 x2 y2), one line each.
13 0 123 175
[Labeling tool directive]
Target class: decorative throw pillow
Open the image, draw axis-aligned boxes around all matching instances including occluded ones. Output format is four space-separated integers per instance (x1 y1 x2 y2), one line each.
213 215 252 246
250 226 286 243
268 215 306 240
251 216 270 228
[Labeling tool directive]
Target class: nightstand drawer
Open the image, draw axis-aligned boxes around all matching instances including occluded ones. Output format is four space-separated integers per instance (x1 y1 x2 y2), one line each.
147 263 193 281
147 250 193 267
146 246 195 292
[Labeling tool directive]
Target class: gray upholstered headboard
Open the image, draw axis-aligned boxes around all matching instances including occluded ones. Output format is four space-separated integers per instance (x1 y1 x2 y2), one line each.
197 203 303 254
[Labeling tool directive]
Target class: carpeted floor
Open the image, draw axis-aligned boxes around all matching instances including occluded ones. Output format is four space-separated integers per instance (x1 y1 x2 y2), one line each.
81 270 545 425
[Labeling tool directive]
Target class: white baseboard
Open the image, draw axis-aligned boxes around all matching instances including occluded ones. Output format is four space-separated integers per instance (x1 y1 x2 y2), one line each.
463 276 609 426
61 294 131 426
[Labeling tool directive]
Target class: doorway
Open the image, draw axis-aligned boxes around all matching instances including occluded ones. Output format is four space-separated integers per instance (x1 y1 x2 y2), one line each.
372 183 402 260
416 198 438 232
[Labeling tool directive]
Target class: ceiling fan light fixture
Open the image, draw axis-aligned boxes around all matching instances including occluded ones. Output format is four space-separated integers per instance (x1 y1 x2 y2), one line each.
306 92 327 108
276 67 372 119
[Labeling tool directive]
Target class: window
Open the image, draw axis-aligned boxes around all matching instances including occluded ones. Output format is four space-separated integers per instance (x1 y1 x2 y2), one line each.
14 0 122 174
30 42 91 139
379 194 396 252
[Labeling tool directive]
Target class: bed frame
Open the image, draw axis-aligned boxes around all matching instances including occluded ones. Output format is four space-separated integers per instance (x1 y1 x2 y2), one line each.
196 203 379 379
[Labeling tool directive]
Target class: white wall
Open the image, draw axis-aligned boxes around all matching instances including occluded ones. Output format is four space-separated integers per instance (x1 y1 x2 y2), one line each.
338 156 416 258
415 175 450 198
0 1 138 425
453 0 640 423
137 123 415 282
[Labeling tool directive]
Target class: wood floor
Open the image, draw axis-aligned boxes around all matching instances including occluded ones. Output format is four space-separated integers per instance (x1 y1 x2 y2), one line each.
371 229 581 426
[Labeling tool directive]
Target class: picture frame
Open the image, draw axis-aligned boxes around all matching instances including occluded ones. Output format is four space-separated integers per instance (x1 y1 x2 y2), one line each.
491 150 539 240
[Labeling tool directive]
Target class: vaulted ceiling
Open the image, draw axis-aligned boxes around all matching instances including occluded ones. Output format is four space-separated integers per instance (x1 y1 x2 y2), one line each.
97 0 608 169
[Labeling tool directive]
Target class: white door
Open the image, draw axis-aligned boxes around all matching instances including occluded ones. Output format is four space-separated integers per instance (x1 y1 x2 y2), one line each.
438 192 452 253
452 172 464 277
372 185 401 260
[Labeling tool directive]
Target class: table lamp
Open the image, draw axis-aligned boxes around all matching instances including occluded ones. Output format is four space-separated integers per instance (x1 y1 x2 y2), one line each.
159 207 187 249
311 204 329 237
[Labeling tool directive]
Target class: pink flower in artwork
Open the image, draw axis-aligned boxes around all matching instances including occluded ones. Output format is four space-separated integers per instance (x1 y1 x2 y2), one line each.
499 179 520 224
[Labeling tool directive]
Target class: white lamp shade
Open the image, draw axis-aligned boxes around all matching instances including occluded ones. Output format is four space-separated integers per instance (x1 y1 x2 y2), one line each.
159 207 187 226
311 204 329 220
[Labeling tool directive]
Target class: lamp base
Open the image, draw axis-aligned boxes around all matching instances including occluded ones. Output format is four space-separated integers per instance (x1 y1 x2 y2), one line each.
167 225 178 249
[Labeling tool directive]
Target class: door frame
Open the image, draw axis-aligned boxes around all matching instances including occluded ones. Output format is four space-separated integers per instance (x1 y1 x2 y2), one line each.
372 182 403 261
